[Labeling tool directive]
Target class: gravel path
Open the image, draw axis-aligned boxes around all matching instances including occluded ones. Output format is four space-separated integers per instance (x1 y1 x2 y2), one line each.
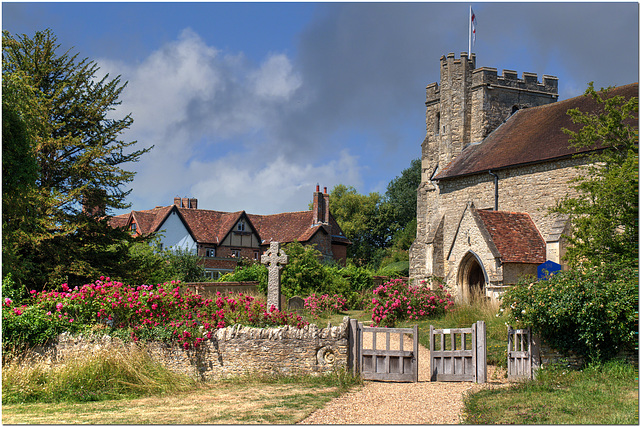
299 333 510 424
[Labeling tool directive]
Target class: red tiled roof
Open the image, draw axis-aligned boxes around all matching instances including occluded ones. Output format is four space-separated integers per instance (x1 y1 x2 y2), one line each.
178 208 243 244
110 205 350 247
475 209 545 264
435 83 638 179
109 213 130 229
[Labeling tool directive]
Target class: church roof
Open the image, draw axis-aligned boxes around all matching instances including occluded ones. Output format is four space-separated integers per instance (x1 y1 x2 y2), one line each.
475 209 546 264
435 83 638 180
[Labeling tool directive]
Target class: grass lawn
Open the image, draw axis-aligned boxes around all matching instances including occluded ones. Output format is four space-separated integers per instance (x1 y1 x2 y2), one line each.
462 360 639 424
2 373 362 424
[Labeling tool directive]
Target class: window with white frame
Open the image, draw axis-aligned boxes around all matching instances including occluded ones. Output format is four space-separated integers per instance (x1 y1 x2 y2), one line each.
206 248 216 258
231 249 241 258
237 220 245 232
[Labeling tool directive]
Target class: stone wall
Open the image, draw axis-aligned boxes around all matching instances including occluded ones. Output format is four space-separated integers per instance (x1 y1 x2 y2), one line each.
411 156 590 290
35 317 351 381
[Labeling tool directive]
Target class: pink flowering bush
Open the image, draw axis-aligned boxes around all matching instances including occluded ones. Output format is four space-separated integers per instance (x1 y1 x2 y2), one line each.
2 276 308 350
369 279 454 327
303 293 347 318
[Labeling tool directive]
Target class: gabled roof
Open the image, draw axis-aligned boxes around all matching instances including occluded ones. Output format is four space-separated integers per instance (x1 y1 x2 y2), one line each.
109 206 351 247
177 208 245 244
247 211 350 245
475 209 546 264
435 83 638 180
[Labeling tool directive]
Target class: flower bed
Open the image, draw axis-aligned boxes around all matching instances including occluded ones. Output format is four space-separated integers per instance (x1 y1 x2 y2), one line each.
303 293 347 319
2 277 308 350
370 279 454 327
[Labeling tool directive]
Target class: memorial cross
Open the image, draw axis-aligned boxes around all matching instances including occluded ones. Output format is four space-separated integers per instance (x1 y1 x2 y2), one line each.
261 241 288 311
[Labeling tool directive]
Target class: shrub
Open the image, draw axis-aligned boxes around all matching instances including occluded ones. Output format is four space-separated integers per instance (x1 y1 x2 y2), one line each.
369 278 455 327
2 276 309 351
500 263 637 363
303 294 347 318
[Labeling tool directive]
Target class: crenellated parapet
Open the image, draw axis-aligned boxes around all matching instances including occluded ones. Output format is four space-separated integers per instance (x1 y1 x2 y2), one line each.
472 67 558 96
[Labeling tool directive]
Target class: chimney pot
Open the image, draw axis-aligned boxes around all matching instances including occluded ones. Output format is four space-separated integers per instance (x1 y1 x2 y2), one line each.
316 184 320 192
323 187 327 194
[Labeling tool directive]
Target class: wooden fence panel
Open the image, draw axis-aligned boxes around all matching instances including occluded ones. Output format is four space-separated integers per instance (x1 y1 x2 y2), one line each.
359 325 418 382
430 321 486 383
508 326 532 380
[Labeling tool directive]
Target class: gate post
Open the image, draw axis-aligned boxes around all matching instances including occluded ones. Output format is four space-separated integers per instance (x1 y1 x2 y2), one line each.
476 320 487 383
348 318 360 377
413 324 419 383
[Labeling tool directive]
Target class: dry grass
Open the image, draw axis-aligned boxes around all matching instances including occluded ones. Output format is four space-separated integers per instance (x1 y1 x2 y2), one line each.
2 343 198 404
2 377 351 424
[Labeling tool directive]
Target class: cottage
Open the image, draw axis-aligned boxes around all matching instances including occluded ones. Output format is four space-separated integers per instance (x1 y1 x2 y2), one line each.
110 186 350 279
409 52 637 299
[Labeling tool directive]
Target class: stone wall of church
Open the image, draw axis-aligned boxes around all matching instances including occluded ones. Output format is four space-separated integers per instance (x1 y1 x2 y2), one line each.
410 156 590 287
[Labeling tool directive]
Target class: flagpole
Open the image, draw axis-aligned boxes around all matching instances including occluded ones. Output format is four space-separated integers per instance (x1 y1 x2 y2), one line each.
468 5 472 55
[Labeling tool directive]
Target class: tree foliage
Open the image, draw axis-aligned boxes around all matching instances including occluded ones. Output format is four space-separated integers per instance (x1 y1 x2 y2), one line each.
327 158 421 269
501 265 637 363
2 29 151 291
552 83 638 269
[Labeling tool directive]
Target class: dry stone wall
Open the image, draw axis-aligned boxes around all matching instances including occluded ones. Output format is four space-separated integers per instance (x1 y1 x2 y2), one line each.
34 317 350 381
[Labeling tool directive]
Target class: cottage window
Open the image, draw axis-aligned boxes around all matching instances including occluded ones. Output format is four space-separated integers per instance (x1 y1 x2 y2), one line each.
130 223 137 235
237 220 246 232
206 248 216 258
253 250 260 260
231 249 241 258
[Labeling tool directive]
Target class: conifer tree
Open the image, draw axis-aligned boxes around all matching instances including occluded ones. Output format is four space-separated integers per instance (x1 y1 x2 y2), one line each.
2 29 151 290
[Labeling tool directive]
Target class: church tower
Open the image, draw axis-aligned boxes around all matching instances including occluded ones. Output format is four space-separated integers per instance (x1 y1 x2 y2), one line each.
411 53 559 283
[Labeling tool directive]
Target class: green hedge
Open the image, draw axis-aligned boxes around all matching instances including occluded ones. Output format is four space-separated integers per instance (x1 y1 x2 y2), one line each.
501 263 637 363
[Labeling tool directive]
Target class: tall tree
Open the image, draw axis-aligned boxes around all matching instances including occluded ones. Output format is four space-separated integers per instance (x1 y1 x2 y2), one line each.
384 158 421 228
552 83 638 269
2 29 151 290
327 184 386 266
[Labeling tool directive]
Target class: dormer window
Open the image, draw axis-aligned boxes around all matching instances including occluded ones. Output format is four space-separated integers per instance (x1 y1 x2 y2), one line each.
237 220 245 232
130 223 137 235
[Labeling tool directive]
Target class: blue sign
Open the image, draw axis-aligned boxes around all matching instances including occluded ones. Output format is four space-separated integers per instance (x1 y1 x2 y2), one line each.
538 260 562 280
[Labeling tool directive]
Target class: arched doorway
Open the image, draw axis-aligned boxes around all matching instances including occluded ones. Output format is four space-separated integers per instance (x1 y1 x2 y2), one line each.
458 251 487 301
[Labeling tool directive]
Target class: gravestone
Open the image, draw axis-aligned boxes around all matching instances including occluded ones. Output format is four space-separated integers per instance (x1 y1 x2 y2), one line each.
261 241 288 311
288 296 305 311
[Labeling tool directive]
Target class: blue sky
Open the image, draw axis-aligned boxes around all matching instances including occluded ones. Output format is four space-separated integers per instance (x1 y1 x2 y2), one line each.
3 2 638 215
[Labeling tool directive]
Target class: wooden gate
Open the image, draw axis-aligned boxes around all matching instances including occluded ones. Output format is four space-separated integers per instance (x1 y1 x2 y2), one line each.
508 326 535 380
353 322 419 382
430 321 486 383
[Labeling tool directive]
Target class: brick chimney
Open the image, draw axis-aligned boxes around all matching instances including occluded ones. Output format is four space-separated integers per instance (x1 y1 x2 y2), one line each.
174 197 198 209
312 185 329 225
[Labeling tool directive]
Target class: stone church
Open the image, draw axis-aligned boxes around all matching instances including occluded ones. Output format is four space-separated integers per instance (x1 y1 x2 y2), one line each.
408 52 637 300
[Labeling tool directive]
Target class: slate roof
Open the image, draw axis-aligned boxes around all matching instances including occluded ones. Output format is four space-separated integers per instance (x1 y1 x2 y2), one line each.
435 83 638 180
475 209 546 264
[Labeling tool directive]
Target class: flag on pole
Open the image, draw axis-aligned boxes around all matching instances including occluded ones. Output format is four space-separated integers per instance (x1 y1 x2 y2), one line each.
469 6 477 54
471 7 477 45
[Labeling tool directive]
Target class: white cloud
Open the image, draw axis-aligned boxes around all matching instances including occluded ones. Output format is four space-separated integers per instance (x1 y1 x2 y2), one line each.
250 53 302 99
98 29 362 215
188 150 363 214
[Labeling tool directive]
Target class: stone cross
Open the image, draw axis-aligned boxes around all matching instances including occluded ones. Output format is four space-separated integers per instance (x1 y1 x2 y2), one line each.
261 241 288 311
